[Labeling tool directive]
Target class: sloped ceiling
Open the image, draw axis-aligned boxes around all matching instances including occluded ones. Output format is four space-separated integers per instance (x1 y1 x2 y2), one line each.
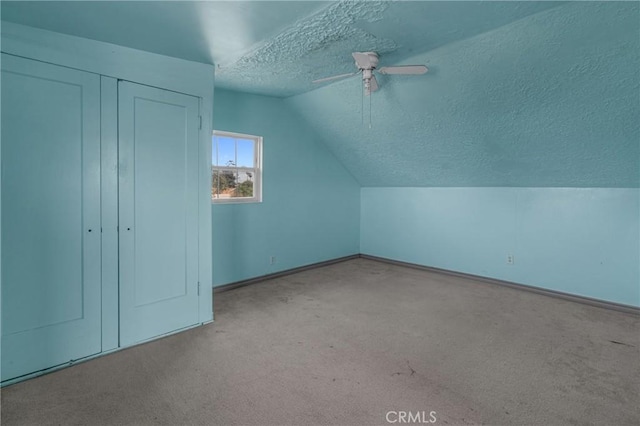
2 1 561 97
2 1 638 188
0 1 331 73
286 1 639 187
215 0 562 96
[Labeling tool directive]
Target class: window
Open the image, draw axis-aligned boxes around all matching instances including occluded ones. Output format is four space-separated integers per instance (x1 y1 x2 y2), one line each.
212 131 262 203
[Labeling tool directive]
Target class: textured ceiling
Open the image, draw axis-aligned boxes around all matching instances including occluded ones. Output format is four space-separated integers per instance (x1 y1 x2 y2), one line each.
218 0 563 96
286 1 639 187
0 1 330 68
2 1 562 97
2 1 637 188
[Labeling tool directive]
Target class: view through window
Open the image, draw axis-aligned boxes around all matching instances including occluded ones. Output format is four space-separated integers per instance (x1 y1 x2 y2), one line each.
212 131 262 203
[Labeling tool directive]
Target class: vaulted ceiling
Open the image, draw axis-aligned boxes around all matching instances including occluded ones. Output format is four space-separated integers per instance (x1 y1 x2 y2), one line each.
2 1 562 97
287 2 640 187
2 1 638 188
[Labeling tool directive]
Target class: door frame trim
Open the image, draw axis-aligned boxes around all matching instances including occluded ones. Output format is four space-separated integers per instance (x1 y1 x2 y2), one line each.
100 76 120 351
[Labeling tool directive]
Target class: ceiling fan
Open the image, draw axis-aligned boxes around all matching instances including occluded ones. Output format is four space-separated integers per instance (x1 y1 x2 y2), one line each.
312 52 428 95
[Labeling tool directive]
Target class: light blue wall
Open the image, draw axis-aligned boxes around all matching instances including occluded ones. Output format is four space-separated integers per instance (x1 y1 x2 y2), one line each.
1 22 215 383
281 2 640 308
2 21 215 324
361 188 640 307
212 89 360 287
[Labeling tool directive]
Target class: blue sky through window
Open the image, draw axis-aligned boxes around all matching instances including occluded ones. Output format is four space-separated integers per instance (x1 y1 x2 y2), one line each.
213 135 254 167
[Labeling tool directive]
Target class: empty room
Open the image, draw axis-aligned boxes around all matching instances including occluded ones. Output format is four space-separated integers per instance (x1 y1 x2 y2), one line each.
1 1 638 425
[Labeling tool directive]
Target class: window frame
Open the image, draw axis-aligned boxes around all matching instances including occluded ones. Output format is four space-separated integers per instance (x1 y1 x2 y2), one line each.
211 130 263 204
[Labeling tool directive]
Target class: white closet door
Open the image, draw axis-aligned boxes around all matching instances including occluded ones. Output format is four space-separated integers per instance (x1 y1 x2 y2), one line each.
118 81 200 346
1 54 102 382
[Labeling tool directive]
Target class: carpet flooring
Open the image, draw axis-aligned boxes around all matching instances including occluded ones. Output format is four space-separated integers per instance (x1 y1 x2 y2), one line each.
1 258 639 425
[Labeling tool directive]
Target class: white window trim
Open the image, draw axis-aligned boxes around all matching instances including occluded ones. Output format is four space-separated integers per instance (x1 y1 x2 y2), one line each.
212 130 263 204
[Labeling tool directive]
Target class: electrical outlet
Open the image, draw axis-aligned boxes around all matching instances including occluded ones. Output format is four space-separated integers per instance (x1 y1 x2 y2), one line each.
270 256 276 265
507 254 514 265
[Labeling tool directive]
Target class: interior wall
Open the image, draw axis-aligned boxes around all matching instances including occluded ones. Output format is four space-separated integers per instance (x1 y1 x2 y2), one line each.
282 2 639 308
211 89 360 287
361 188 640 307
1 21 216 382
2 21 215 323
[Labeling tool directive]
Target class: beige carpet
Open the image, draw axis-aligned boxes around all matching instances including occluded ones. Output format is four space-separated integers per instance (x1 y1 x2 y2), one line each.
2 258 639 425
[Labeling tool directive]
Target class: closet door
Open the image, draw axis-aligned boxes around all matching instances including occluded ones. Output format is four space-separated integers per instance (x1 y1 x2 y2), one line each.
118 81 200 346
1 54 101 382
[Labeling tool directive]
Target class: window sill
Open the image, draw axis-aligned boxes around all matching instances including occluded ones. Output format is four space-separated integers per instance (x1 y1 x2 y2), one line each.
211 198 262 205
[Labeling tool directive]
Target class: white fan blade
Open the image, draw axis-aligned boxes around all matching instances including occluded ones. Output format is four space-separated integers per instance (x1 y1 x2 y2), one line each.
366 75 379 96
378 65 428 75
352 52 374 69
312 72 358 84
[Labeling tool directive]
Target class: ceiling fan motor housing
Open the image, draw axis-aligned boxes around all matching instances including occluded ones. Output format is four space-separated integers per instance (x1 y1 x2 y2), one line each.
355 52 379 70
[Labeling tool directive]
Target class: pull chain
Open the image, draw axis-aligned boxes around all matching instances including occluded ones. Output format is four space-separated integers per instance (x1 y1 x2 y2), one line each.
361 77 364 126
369 89 372 129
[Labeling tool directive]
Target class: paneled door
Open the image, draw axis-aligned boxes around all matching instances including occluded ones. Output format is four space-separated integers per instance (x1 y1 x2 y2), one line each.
118 81 200 346
1 54 102 382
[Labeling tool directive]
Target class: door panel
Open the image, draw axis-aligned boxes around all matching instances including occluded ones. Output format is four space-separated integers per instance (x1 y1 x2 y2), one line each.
1 54 101 382
118 81 200 346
